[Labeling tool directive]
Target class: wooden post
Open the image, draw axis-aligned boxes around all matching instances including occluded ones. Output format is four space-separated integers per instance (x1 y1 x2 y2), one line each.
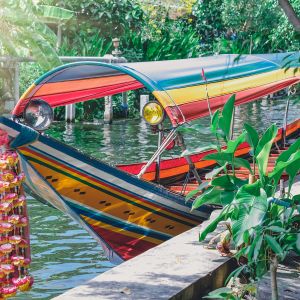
122 92 128 117
104 96 113 124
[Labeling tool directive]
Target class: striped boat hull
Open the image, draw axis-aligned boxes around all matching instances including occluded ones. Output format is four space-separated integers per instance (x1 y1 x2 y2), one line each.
0 117 213 263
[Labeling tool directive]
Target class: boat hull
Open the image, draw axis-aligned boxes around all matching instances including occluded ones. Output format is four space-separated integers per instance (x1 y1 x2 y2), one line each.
0 117 212 263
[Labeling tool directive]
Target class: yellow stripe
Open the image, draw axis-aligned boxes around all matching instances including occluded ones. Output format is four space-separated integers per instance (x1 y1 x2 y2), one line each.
153 68 300 107
81 215 162 245
20 149 198 233
19 83 36 101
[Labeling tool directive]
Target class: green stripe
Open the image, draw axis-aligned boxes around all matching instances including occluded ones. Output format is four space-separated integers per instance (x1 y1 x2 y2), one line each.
24 155 196 227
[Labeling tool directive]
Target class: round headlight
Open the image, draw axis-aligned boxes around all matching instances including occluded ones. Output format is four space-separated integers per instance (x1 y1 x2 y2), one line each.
23 99 53 131
142 102 164 125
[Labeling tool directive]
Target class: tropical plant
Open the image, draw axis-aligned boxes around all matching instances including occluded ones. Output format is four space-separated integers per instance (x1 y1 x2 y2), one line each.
0 0 73 69
122 18 200 62
184 95 300 299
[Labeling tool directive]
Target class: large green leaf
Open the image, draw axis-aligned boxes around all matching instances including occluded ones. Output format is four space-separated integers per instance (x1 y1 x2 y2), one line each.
192 187 234 209
204 152 253 173
211 174 246 190
205 165 226 180
224 131 246 154
244 123 259 152
255 124 278 178
269 150 300 188
276 138 300 163
38 5 74 21
232 189 268 246
265 235 283 256
210 109 220 133
218 94 236 141
199 208 227 241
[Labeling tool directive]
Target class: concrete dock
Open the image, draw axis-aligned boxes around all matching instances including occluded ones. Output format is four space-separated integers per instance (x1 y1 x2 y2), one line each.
53 211 235 300
54 176 300 300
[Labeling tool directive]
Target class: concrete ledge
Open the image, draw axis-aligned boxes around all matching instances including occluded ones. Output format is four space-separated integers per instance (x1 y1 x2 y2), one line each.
54 211 236 300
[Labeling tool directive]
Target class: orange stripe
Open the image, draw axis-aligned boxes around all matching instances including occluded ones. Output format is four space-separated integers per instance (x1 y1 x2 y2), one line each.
34 75 137 96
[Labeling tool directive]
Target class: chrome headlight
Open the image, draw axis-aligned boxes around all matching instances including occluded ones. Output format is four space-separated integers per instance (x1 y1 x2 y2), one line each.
23 99 53 131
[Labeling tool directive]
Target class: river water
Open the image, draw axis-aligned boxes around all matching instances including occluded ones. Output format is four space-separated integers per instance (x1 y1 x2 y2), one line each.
13 97 300 299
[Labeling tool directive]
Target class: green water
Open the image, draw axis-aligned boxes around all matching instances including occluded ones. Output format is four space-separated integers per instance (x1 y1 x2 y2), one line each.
14 97 300 299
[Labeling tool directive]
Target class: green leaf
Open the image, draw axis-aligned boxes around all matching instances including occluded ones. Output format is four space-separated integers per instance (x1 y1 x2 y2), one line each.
211 175 246 190
233 158 253 174
199 209 227 241
267 226 286 233
225 265 246 285
244 123 259 152
255 124 278 177
224 131 246 154
38 5 74 21
204 152 252 173
205 165 226 180
204 287 234 299
253 234 263 261
296 234 300 255
269 149 300 188
266 234 283 256
232 189 268 246
218 94 235 141
211 109 220 133
181 144 218 157
192 187 234 209
185 181 209 201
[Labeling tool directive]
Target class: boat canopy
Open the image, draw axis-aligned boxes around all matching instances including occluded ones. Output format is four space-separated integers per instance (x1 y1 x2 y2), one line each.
13 52 300 126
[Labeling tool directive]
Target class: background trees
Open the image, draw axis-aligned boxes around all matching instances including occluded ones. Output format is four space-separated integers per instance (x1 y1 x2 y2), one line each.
2 0 299 119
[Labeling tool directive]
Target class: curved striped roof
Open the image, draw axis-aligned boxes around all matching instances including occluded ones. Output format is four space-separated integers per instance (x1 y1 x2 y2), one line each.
13 52 300 125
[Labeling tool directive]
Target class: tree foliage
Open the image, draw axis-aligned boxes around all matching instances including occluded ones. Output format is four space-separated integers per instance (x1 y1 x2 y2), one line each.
192 0 300 54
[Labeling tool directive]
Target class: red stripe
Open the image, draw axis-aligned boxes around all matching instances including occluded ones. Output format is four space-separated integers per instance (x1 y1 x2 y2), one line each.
87 222 156 260
21 147 199 221
166 77 300 124
14 81 143 116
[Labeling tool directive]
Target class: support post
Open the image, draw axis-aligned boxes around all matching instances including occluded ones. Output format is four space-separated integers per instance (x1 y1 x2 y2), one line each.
122 92 128 117
65 104 75 122
140 94 149 117
56 23 62 50
104 96 113 124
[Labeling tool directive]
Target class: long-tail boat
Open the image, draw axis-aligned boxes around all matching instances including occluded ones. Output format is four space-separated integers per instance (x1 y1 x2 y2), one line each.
0 53 299 264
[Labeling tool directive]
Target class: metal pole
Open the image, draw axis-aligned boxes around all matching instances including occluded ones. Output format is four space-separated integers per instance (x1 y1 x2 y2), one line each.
177 133 202 184
155 124 163 183
282 88 291 147
138 128 177 179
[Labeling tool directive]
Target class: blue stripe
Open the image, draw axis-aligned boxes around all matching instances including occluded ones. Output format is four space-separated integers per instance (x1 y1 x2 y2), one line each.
0 117 212 219
35 135 212 217
67 200 171 241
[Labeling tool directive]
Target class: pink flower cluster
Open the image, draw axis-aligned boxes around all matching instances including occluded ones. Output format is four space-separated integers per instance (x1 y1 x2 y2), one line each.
0 147 33 298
